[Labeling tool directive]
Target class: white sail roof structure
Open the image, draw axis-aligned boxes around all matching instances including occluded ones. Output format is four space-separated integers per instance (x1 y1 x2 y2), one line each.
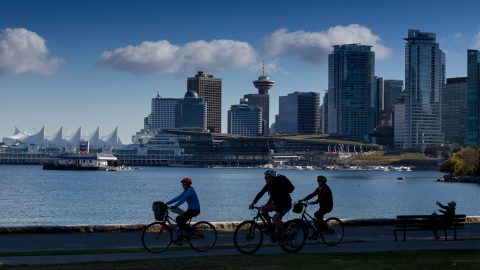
22 126 47 145
101 127 123 147
64 127 82 146
2 127 30 145
83 127 103 147
3 126 124 148
46 127 66 146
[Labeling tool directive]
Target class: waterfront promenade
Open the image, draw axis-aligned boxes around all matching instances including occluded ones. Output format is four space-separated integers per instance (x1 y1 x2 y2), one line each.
1 218 480 266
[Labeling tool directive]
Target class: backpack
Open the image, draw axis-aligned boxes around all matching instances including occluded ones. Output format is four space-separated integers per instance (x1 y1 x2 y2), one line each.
277 174 295 193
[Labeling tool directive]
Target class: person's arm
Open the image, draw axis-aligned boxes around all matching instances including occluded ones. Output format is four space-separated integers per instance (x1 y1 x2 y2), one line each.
167 190 186 205
172 188 193 207
250 184 269 207
436 201 448 210
301 189 319 202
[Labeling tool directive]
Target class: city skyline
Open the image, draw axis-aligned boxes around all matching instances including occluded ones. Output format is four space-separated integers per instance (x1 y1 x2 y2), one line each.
1 0 480 143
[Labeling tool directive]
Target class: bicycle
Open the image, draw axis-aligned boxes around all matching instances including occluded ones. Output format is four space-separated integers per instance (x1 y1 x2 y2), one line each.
141 201 217 253
233 205 306 254
292 202 344 246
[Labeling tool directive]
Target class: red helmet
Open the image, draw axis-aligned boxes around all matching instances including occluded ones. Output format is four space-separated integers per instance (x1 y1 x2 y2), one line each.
181 177 192 185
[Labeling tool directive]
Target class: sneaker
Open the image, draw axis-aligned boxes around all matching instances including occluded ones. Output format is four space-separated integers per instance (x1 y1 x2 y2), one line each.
309 231 319 240
171 238 183 245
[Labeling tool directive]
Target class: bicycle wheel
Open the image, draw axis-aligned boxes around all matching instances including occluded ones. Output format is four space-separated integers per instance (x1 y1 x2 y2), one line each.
189 221 217 252
141 222 172 253
321 217 344 246
280 219 307 253
233 220 263 254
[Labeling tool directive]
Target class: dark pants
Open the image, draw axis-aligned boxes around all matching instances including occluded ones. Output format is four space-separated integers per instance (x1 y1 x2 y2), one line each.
314 208 331 231
176 209 200 232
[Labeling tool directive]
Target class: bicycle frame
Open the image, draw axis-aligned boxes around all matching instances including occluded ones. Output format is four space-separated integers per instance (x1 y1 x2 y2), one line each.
158 210 193 239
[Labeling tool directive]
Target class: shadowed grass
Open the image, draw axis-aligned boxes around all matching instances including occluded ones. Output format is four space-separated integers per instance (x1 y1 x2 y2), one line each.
2 249 480 270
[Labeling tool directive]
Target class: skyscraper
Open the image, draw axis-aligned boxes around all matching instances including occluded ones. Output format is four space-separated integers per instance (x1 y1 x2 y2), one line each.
244 69 275 135
467 49 480 146
228 99 262 137
144 94 179 131
278 92 320 134
404 29 445 150
443 77 467 145
187 71 222 133
327 44 375 140
383 80 403 126
175 90 207 130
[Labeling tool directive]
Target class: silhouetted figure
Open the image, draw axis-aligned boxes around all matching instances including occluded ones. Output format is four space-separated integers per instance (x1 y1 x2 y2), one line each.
431 201 456 240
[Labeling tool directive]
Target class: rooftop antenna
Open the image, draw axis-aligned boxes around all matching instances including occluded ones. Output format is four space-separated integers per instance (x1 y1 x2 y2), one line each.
262 60 265 76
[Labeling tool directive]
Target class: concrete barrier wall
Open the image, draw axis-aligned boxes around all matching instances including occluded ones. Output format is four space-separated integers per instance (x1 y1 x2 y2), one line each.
1 216 479 234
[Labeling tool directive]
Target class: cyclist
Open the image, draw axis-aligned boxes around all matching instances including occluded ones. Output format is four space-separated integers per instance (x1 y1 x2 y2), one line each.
298 175 333 238
249 169 295 241
166 177 200 242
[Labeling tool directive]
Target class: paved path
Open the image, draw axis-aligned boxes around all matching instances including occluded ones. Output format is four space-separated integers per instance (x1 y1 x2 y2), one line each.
1 224 480 266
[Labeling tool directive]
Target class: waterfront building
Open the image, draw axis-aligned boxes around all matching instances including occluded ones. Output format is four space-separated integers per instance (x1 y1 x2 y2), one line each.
393 99 406 149
321 92 328 134
404 29 445 150
175 90 207 130
467 49 480 146
144 94 180 131
228 99 262 137
384 80 403 121
187 71 222 133
443 77 468 145
244 70 275 135
327 44 375 140
278 92 320 134
374 77 384 127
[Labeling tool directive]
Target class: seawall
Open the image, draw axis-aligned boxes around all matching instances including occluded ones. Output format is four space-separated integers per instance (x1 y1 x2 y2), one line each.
1 216 479 234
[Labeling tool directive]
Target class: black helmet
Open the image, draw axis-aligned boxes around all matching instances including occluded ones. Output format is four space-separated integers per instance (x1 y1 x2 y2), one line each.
317 175 327 183
264 169 277 177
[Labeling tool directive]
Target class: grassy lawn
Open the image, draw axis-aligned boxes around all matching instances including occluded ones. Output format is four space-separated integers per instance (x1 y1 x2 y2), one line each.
346 151 430 164
2 250 480 270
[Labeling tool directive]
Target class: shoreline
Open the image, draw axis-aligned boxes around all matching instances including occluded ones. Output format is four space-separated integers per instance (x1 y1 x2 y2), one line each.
2 216 480 233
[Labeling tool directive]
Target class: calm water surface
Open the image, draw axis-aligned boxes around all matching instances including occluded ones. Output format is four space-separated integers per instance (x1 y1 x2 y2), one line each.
1 165 479 226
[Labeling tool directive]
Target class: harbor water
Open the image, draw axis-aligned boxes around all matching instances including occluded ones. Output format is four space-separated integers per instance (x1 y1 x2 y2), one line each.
1 165 479 226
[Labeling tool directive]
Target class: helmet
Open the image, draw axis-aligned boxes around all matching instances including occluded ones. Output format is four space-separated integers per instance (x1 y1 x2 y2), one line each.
180 177 192 185
264 169 277 177
448 201 456 207
317 175 327 183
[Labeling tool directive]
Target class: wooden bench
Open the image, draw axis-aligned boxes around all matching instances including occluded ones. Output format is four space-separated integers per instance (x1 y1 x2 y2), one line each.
393 214 466 242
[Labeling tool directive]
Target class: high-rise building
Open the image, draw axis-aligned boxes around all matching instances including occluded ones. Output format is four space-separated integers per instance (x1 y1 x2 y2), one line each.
144 94 179 131
278 92 320 134
467 49 480 146
228 99 262 137
327 44 375 140
321 91 328 134
443 77 467 145
381 80 403 127
374 77 384 127
244 70 275 135
404 29 445 150
187 71 222 133
175 90 207 130
393 98 406 149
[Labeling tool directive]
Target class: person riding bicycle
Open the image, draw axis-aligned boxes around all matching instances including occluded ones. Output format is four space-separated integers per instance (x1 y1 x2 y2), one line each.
249 169 295 241
298 175 333 238
166 177 200 242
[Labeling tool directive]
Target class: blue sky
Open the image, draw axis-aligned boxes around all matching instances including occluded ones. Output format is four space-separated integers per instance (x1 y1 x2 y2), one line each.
1 0 480 143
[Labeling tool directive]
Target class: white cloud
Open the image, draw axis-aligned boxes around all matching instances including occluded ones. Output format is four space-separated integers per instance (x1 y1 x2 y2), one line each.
473 33 480 49
0 28 64 76
454 33 465 42
262 24 392 66
97 39 257 75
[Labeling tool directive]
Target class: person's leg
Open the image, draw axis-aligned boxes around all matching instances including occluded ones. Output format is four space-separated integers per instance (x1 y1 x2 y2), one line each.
314 209 328 231
176 209 200 232
272 203 292 234
261 204 276 227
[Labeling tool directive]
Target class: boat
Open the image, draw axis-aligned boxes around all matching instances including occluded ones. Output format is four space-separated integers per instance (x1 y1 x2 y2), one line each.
43 152 126 171
397 176 406 180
